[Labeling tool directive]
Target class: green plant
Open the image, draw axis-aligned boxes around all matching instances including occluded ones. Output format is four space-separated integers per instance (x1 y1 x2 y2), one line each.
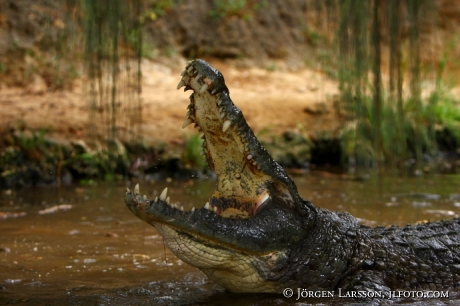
182 134 206 170
209 0 267 20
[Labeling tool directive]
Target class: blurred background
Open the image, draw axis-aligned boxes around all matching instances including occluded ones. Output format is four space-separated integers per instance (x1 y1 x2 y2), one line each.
1 1 460 304
0 0 459 187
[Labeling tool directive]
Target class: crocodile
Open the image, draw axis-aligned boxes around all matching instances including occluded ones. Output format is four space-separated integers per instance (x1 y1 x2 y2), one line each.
125 59 460 295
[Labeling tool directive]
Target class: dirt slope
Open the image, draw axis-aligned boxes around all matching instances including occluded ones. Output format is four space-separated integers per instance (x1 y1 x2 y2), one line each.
0 58 340 148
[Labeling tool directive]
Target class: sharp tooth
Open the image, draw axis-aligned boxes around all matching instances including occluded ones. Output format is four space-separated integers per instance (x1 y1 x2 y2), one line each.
257 193 270 207
180 70 186 76
186 110 192 117
180 206 184 211
191 207 195 212
220 112 225 119
200 151 206 156
159 188 168 201
154 196 158 203
200 134 205 140
126 188 131 194
176 80 185 90
182 118 193 129
187 66 194 74
247 154 253 160
222 120 232 133
173 203 177 209
252 161 257 166
195 73 201 81
134 184 140 195
204 202 210 210
166 197 170 205
213 206 217 213
212 89 218 95
199 84 208 93
143 195 147 200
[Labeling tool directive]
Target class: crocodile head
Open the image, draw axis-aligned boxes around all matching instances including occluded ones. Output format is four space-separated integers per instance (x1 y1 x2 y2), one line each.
125 59 316 293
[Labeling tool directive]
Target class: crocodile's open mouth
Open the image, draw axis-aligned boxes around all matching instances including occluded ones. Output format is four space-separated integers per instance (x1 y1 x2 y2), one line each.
126 59 303 219
124 59 310 293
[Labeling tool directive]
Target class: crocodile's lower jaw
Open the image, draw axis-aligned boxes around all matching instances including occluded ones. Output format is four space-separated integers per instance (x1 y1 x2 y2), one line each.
154 222 276 293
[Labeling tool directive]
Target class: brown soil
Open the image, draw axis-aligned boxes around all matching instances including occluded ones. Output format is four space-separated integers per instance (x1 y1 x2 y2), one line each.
0 58 340 148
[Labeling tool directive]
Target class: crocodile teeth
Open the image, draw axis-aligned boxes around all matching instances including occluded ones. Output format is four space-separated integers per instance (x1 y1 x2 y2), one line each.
247 154 253 160
204 202 210 210
212 89 218 95
195 73 201 82
191 207 195 212
222 120 232 133
180 70 186 76
186 110 192 117
166 197 170 205
126 188 131 194
177 80 185 90
134 184 140 195
143 195 147 200
256 192 270 211
180 206 184 211
159 187 168 201
199 84 208 93
173 203 177 209
182 118 193 129
154 196 158 203
187 66 194 74
200 151 206 156
258 193 269 205
213 206 217 213
220 112 226 119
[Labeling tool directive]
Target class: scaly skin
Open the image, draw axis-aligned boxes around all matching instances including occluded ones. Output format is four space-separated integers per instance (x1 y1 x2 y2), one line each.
125 59 460 294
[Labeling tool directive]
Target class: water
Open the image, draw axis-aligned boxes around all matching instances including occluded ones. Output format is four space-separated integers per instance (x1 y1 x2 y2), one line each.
1 172 459 305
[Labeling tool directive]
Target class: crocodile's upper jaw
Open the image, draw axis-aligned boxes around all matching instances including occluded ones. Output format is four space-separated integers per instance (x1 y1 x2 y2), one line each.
178 59 298 217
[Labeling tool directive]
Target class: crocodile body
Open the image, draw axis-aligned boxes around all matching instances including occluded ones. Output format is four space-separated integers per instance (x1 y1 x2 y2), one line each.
125 59 460 294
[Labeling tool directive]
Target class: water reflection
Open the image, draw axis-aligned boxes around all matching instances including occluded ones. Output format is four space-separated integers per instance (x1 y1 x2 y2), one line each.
0 172 459 305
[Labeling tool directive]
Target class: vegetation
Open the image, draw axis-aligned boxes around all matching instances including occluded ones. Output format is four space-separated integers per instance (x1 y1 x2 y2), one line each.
312 0 459 171
182 134 207 171
209 0 267 20
81 0 144 179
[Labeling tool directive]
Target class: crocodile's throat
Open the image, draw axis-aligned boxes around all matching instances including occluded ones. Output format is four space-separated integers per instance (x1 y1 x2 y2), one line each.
177 59 294 218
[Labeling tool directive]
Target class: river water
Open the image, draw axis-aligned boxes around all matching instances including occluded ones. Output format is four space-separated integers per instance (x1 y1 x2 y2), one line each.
1 172 459 305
